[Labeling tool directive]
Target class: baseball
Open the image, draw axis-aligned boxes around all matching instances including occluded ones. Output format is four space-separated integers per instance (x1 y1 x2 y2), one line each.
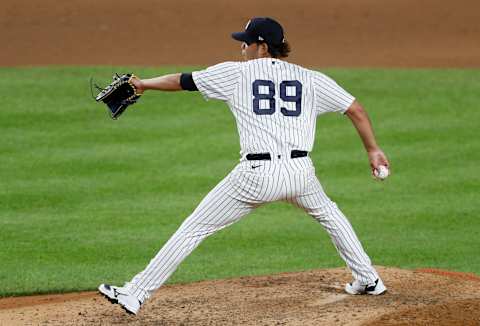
374 165 389 180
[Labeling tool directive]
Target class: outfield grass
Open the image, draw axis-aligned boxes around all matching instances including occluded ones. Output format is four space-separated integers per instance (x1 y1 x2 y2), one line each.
0 67 478 296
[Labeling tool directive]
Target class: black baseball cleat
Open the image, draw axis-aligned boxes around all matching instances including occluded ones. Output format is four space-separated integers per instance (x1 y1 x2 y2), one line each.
345 278 387 295
98 284 142 315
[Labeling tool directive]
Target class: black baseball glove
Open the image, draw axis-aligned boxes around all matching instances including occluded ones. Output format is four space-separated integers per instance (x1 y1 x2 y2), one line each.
94 73 142 119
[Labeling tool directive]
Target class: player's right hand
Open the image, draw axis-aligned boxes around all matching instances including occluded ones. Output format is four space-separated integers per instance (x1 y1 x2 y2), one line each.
367 149 390 174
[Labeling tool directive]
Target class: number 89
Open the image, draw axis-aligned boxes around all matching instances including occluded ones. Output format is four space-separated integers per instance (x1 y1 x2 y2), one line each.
252 80 302 117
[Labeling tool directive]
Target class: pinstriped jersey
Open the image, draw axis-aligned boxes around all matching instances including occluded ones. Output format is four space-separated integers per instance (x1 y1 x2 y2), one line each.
192 58 355 157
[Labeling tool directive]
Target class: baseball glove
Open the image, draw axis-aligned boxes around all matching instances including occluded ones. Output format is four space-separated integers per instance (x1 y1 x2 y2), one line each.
94 73 142 119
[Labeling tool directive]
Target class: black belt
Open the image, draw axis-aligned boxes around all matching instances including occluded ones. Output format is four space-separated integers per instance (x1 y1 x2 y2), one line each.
246 150 308 161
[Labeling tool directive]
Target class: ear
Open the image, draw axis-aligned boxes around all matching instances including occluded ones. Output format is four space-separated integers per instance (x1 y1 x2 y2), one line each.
258 43 269 56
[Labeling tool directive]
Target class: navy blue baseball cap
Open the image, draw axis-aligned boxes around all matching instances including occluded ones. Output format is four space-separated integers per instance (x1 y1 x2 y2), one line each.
231 17 285 46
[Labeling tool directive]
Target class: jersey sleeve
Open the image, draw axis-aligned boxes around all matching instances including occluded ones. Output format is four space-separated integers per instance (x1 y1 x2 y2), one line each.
191 62 241 102
312 72 355 115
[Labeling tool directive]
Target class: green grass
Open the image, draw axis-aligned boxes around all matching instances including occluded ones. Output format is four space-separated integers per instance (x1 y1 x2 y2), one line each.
0 67 479 296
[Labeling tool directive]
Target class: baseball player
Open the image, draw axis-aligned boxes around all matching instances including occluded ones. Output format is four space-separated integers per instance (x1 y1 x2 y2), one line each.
99 17 389 315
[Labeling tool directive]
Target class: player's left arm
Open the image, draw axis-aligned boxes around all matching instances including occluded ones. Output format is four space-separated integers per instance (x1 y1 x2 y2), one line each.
129 73 198 93
345 100 390 172
130 62 240 101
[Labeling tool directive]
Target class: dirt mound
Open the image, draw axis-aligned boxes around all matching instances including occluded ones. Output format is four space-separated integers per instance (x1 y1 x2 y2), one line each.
1 267 479 325
2 0 479 67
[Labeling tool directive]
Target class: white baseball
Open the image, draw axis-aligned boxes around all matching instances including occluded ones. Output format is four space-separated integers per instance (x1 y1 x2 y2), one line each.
374 165 389 180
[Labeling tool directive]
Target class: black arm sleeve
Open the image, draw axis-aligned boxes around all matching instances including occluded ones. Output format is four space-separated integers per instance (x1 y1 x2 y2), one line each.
180 73 198 91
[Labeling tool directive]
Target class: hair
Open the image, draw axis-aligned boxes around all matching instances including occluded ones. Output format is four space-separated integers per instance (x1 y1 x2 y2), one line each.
264 41 291 58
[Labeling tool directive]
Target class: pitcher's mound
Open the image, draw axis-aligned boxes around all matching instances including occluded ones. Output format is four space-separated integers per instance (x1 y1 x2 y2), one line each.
1 267 479 325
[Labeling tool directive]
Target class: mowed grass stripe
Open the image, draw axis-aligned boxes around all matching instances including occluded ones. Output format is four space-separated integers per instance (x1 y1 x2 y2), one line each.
0 67 478 296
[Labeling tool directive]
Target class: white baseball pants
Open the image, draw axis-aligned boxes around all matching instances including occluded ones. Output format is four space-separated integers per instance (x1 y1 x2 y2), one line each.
125 156 379 303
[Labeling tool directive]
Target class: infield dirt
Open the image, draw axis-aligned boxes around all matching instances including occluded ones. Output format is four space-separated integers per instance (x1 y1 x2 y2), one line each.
2 0 479 324
2 0 480 67
1 267 480 325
